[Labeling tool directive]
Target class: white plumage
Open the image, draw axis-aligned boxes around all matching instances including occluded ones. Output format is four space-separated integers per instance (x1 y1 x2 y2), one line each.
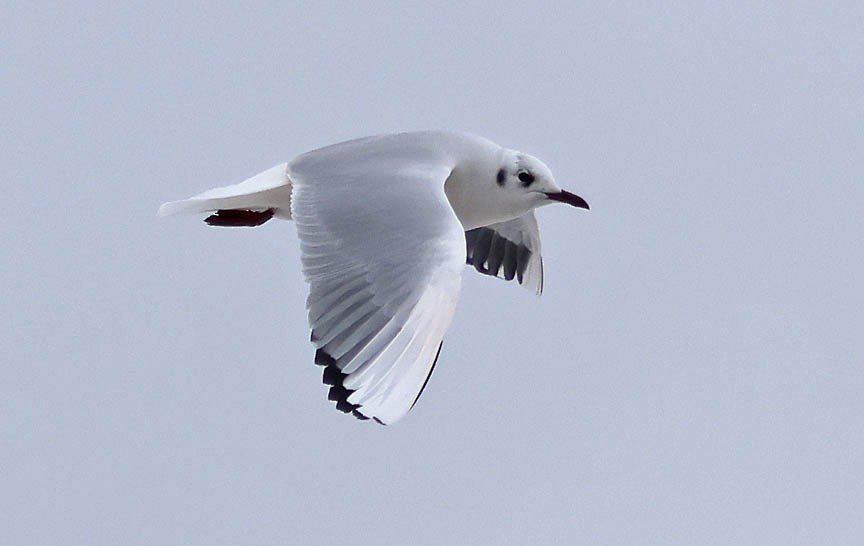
159 131 588 424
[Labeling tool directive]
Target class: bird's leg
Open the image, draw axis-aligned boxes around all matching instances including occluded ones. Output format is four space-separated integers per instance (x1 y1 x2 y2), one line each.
204 209 275 227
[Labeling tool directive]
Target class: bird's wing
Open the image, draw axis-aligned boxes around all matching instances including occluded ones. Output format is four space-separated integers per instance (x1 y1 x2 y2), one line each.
465 212 544 294
289 137 466 425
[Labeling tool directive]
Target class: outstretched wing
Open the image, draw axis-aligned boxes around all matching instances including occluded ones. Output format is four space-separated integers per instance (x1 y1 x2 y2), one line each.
465 212 544 294
289 135 466 425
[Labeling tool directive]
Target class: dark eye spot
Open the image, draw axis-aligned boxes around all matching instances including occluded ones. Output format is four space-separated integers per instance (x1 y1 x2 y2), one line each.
518 171 535 186
496 168 506 186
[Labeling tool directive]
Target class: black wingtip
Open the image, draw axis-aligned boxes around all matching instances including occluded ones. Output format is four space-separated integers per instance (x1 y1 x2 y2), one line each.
315 348 371 422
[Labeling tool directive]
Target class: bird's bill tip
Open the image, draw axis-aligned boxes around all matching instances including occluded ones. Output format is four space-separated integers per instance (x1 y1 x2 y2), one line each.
545 190 589 210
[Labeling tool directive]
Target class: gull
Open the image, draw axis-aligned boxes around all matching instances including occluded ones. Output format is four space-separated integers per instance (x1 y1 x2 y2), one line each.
159 131 589 425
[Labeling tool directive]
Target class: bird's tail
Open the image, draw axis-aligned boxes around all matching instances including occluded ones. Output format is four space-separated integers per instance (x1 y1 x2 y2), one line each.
158 163 292 226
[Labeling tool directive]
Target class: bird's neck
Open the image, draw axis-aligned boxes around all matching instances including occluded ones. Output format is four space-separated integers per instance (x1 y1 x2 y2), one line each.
445 170 529 231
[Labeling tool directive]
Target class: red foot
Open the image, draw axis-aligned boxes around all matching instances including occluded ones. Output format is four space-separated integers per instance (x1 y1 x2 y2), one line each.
204 209 275 227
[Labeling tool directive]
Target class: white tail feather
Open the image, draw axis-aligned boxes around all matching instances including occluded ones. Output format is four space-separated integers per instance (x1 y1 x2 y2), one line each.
158 162 293 220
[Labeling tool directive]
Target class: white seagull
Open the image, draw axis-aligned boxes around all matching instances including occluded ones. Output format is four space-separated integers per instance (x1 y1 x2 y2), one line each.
159 131 589 425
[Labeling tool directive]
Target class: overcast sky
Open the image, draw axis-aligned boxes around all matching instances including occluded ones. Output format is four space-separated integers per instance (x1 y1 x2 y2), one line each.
2 2 862 544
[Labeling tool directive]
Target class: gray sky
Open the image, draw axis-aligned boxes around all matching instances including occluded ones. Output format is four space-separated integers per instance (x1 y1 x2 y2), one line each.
2 2 862 544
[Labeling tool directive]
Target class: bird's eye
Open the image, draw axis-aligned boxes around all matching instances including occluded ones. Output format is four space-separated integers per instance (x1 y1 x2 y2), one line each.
518 171 535 186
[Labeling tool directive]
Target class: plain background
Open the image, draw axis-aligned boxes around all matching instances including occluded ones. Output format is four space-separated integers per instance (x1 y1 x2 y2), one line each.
2 2 862 544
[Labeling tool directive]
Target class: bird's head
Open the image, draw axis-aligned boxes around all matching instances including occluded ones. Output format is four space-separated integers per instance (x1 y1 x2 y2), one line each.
494 150 589 213
446 145 589 230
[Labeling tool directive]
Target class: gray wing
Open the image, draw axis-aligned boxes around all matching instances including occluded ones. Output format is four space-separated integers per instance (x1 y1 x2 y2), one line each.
289 136 466 425
465 212 544 294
